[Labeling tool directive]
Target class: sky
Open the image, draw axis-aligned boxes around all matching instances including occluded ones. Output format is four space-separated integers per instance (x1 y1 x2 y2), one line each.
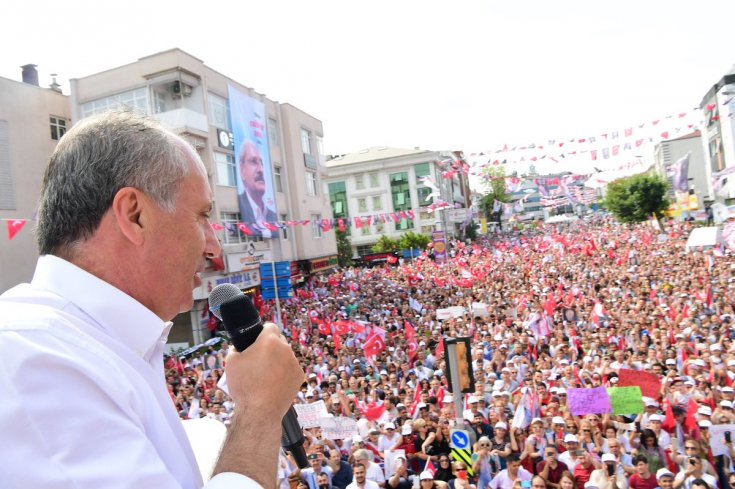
3 0 734 181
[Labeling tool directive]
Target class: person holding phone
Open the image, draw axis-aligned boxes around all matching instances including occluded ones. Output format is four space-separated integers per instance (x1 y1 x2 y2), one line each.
586 453 628 489
671 456 717 489
537 446 568 489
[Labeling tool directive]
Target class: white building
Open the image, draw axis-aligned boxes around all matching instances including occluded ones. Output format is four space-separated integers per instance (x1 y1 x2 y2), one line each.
699 68 735 204
324 147 470 258
653 131 708 211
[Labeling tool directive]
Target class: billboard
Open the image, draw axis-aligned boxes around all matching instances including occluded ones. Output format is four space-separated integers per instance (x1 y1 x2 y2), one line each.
228 85 278 238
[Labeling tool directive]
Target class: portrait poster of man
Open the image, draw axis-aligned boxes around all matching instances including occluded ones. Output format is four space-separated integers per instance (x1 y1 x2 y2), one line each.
228 85 278 238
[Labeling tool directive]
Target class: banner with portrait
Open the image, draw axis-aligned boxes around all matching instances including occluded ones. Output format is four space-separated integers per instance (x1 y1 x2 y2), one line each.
228 85 278 238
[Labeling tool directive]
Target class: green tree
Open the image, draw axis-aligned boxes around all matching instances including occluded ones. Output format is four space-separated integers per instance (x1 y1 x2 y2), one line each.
336 230 353 267
371 234 400 253
399 231 431 251
479 166 510 221
464 220 479 241
603 173 671 223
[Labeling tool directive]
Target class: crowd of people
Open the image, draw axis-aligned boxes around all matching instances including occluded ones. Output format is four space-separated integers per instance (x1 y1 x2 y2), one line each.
165 217 735 489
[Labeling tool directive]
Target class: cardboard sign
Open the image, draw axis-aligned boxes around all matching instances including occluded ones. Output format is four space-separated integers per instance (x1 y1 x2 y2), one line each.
319 416 359 440
618 369 661 399
567 387 612 416
293 400 328 428
436 308 452 320
607 387 644 415
710 424 735 456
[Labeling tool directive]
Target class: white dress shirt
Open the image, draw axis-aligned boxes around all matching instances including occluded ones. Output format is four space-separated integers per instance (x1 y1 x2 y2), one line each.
0 255 259 489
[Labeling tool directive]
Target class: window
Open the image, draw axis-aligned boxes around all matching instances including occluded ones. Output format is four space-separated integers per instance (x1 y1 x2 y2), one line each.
50 116 67 140
417 187 434 205
421 224 436 234
361 224 371 236
316 135 324 156
268 118 279 147
369 173 379 187
312 214 322 238
208 93 231 130
414 162 430 183
356 244 374 257
215 153 237 187
280 213 288 240
274 166 283 192
375 221 385 233
329 181 348 218
372 195 382 211
358 198 367 212
389 172 413 230
306 171 317 196
301 128 312 154
81 87 148 119
221 212 263 244
355 174 365 190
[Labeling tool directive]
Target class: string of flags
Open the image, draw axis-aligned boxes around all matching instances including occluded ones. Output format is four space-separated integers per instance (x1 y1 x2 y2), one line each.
1 203 464 241
466 107 706 170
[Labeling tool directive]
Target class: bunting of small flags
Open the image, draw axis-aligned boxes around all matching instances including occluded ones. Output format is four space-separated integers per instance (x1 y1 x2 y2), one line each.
0 203 470 241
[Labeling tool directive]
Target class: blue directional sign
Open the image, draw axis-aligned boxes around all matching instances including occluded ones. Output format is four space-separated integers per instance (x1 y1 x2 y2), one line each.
449 429 470 450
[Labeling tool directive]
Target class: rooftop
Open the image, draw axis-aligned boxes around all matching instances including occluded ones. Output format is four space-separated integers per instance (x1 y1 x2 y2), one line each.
326 146 432 167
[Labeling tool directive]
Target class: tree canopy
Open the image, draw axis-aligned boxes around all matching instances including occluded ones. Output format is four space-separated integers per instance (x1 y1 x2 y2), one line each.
479 166 510 221
602 173 671 223
371 235 400 253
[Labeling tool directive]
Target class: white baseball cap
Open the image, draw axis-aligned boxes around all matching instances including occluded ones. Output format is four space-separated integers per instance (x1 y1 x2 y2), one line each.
601 453 616 463
564 434 578 443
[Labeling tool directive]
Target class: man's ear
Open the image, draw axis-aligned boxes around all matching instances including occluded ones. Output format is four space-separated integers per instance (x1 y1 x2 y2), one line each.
112 187 146 246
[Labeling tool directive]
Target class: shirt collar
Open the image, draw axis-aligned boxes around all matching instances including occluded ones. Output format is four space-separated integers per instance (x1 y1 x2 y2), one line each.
32 255 167 360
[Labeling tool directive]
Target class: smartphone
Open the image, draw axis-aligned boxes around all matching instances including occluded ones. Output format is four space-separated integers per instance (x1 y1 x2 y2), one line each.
607 464 615 476
689 458 697 466
521 481 532 488
726 432 732 444
457 471 467 481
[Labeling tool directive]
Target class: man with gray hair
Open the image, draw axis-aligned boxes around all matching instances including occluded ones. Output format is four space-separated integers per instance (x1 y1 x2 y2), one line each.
0 111 303 488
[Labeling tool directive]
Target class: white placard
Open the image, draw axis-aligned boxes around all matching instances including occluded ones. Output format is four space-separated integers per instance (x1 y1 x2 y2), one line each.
383 449 407 479
293 400 328 428
436 308 452 320
319 416 359 440
709 424 735 456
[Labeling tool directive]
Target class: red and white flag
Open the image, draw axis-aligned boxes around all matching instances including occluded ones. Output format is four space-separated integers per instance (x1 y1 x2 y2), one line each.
6 219 27 240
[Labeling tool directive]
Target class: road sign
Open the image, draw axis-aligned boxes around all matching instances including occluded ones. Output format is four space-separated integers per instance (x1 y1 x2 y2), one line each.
450 429 470 450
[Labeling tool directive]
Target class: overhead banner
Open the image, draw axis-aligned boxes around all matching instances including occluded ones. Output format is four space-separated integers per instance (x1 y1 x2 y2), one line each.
228 85 278 238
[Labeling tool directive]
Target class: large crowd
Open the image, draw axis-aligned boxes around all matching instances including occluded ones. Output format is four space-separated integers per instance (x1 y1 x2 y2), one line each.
164 217 735 489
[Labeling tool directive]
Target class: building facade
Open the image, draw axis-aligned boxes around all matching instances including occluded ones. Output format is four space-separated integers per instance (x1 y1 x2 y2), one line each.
0 66 71 294
653 131 708 213
699 69 735 204
324 147 471 258
2 49 335 346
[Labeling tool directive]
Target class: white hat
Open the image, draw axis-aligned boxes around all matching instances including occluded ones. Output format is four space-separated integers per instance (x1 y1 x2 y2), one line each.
711 344 723 351
384 422 396 430
665 359 676 365
564 434 578 443
308 373 317 379
656 469 675 480
550 386 559 393
584 483 600 489
698 420 713 428
727 360 735 367
721 400 734 408
697 406 712 417
694 359 707 368
644 399 659 407
557 388 567 394
601 453 616 463
420 471 434 480
722 386 734 393
552 416 565 425
442 395 454 403
583 356 593 363
649 414 663 422
495 422 508 430
417 402 428 410
352 435 363 443
401 423 413 435
531 417 543 425
468 395 479 404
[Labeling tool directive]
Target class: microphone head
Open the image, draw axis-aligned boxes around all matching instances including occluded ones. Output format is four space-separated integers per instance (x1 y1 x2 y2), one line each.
208 283 243 320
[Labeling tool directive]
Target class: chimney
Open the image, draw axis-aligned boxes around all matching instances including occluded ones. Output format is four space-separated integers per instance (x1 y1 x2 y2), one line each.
49 74 62 93
21 64 39 86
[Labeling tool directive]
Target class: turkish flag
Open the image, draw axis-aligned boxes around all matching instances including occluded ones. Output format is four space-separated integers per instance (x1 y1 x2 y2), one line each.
317 320 331 336
404 321 416 340
237 223 253 236
349 321 366 334
334 320 350 336
210 222 224 231
435 339 444 359
408 337 419 361
7 219 27 240
363 333 386 357
357 401 386 422
338 219 345 232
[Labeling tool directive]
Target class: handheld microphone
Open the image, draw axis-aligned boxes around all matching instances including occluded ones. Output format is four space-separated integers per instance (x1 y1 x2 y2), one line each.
209 284 308 469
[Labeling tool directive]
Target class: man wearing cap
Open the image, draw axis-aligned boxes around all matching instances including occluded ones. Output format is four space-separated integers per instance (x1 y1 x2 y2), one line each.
558 435 581 471
299 452 334 489
654 468 674 489
462 395 482 422
587 453 628 489
378 422 401 453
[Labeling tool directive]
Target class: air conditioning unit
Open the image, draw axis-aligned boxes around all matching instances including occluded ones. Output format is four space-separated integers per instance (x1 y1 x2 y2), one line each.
171 80 193 98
